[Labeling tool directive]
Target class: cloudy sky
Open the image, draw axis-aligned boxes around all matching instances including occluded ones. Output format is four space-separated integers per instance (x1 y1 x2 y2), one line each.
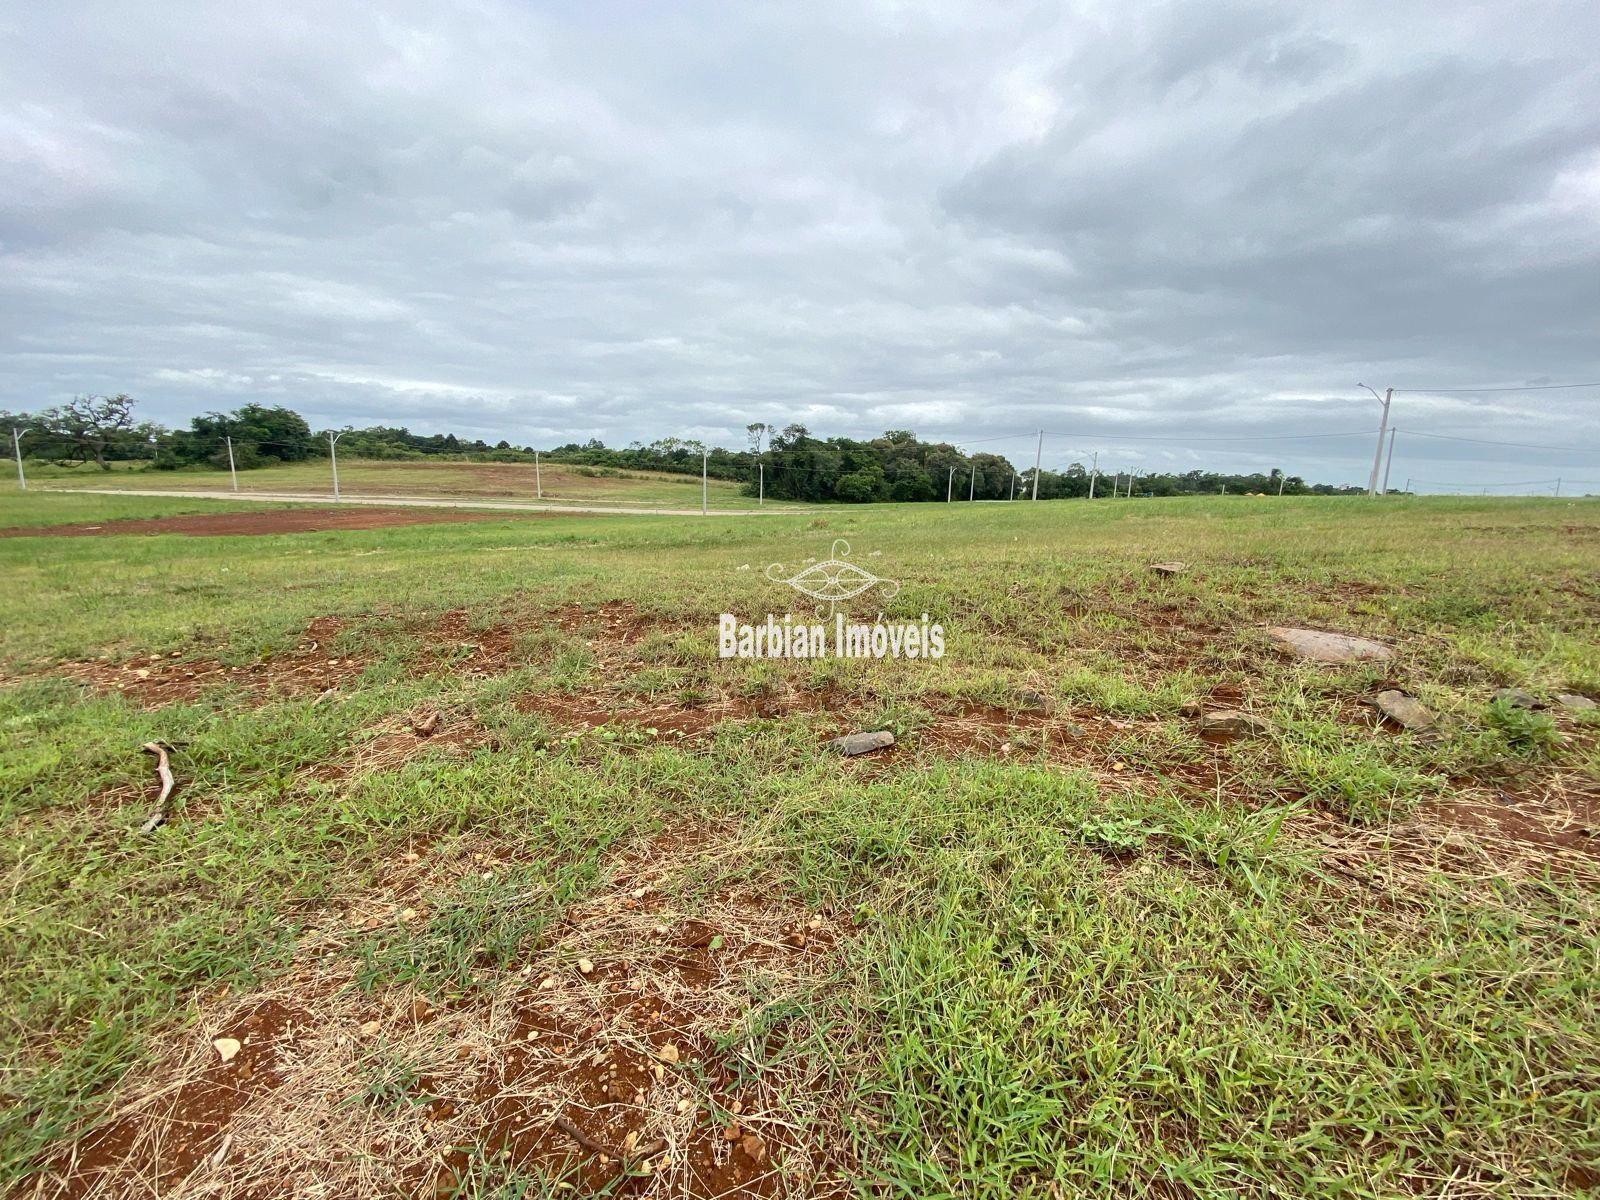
3 1 1598 490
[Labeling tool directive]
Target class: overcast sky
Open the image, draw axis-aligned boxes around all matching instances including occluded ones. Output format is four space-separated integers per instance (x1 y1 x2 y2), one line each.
3 1 1598 490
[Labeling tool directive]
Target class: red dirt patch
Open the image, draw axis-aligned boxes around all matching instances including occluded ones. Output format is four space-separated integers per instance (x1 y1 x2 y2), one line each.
0 506 573 538
57 616 359 707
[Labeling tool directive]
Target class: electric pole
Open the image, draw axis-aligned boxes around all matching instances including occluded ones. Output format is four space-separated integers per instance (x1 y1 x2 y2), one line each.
947 466 955 502
1031 430 1042 500
968 464 976 501
535 450 542 499
328 431 345 500
12 428 26 491
701 449 708 515
1358 383 1394 497
1380 428 1396 496
225 435 238 492
1088 451 1098 499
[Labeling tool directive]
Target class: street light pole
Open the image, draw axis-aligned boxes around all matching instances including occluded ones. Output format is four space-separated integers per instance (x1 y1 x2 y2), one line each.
535 450 542 499
947 466 955 502
225 435 238 492
329 431 345 500
701 449 708 515
968 464 976 501
1358 383 1393 497
12 428 26 491
1088 451 1098 499
1380 428 1396 496
1031 430 1043 500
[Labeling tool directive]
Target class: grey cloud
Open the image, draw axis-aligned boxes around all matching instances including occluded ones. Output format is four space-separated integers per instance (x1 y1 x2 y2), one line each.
1 0 1598 492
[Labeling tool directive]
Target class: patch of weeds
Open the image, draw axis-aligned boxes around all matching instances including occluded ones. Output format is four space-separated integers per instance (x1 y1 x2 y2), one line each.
347 1040 436 1112
1485 699 1561 756
1278 723 1443 824
1071 815 1154 855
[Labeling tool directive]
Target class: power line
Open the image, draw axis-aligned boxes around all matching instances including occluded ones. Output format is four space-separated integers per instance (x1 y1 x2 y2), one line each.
1396 381 1600 394
1396 429 1595 453
1042 428 1377 443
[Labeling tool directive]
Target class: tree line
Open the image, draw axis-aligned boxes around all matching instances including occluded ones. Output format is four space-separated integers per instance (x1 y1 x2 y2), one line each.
3 395 1361 498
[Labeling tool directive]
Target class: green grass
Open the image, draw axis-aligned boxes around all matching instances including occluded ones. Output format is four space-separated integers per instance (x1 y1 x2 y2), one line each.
1 492 1597 1195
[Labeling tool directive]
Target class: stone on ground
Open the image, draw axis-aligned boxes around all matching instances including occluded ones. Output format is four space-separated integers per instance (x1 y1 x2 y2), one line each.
1554 692 1597 711
1150 561 1188 575
1267 626 1393 664
1199 710 1273 738
1491 687 1538 709
1372 689 1435 730
1016 689 1055 714
829 730 895 756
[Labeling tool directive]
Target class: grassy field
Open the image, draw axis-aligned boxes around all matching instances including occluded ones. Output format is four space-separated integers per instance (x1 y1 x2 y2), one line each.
26 458 787 510
2 492 1597 1198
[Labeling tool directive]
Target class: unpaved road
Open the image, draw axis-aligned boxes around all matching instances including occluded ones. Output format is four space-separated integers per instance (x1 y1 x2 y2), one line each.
38 487 794 518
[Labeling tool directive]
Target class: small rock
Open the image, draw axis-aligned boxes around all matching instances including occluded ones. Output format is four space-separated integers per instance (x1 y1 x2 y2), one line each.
740 1133 768 1162
1149 561 1187 575
398 908 419 922
539 975 557 990
212 1037 241 1062
828 730 894 756
1062 724 1088 739
1372 689 1435 731
1016 689 1055 714
1267 627 1393 664
577 958 595 975
1554 692 1597 711
358 1020 382 1037
1199 710 1273 739
657 1043 680 1064
1178 700 1202 718
677 1099 693 1114
723 1124 740 1142
1491 688 1538 710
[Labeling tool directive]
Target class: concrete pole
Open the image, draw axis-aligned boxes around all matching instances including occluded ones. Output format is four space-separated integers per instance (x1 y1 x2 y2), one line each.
968 465 976 501
1380 428 1396 496
1360 384 1393 496
947 466 955 502
1031 430 1043 499
701 449 708 515
759 461 764 505
1088 451 1098 499
12 428 26 491
329 431 344 500
1277 473 1286 497
1009 472 1015 501
535 450 542 499
226 435 238 492
1555 477 1561 497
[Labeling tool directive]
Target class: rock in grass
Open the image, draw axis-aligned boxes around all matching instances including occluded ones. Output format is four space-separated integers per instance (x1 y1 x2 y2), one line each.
1491 688 1538 709
1372 689 1435 730
1199 710 1272 739
829 730 894 756
1149 561 1188 575
212 1037 241 1062
1016 689 1055 714
1554 692 1597 711
1267 627 1393 664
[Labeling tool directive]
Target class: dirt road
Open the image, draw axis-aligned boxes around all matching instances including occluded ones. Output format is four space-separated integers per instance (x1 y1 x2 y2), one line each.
39 487 794 517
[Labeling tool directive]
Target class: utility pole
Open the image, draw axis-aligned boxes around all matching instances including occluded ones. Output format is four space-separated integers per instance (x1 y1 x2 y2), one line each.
225 435 238 492
328 431 345 500
758 461 764 505
1088 451 1098 499
12 428 26 491
535 450 542 499
701 449 708 515
968 464 976 501
1405 478 1411 494
1555 477 1562 497
1031 430 1043 500
1277 473 1286 497
947 466 955 502
1358 383 1394 497
1380 428 1396 496
1009 472 1015 501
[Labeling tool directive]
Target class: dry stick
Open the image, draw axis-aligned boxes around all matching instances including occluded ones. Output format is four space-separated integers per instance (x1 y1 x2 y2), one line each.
138 742 175 834
552 1114 665 1162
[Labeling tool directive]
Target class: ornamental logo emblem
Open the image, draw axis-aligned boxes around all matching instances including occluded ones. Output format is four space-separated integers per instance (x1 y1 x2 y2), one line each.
765 539 899 614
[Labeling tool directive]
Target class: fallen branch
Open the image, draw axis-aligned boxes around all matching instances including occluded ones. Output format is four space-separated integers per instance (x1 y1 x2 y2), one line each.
138 742 175 834
552 1114 664 1162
